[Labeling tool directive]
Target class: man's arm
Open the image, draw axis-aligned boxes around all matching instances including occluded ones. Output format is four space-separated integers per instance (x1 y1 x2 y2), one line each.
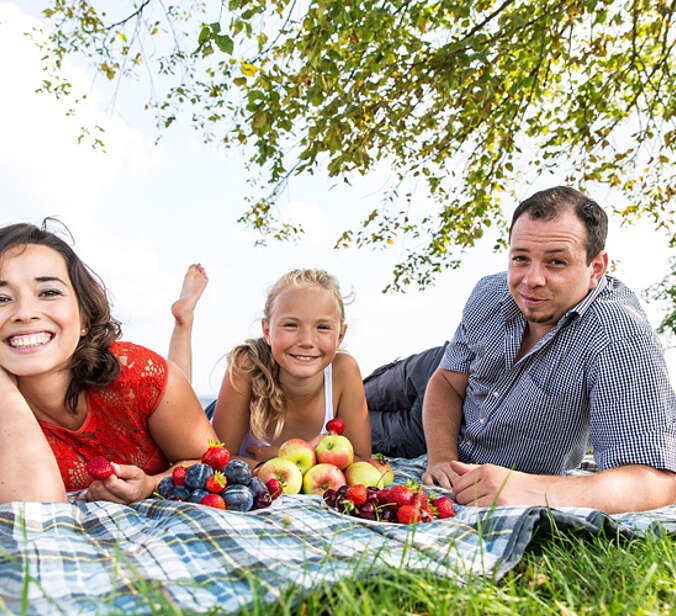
450 461 676 513
421 368 468 489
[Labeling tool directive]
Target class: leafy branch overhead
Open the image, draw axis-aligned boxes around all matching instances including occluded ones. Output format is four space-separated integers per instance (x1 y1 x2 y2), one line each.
38 0 676 290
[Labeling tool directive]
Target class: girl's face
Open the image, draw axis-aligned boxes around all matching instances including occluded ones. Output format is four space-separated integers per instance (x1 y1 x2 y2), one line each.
0 243 83 379
262 285 346 380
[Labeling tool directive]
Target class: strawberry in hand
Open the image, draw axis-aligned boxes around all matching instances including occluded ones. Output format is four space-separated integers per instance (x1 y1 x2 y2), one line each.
325 417 345 435
86 456 115 480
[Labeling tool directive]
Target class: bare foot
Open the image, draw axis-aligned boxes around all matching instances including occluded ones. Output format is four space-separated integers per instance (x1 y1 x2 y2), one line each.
171 264 208 327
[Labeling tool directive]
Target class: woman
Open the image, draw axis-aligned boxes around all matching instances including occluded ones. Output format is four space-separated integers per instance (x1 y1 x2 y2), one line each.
0 222 217 504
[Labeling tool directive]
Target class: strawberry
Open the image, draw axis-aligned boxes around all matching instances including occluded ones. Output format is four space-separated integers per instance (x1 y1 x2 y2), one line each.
172 465 187 486
376 488 393 506
265 478 282 500
86 456 115 480
325 417 345 435
389 484 414 507
200 493 226 509
205 471 227 493
201 440 230 470
346 484 367 505
397 504 421 524
410 489 428 508
432 496 455 519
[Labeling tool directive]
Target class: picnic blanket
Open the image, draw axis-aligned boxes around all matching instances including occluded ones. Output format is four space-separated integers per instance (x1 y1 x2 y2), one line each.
0 456 674 615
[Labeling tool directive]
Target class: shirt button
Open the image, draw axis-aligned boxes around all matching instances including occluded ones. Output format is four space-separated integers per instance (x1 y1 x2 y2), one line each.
465 439 472 446
493 391 500 398
479 418 486 424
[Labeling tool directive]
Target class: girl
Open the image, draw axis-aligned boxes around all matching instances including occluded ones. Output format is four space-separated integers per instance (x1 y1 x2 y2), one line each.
204 269 371 465
0 222 218 504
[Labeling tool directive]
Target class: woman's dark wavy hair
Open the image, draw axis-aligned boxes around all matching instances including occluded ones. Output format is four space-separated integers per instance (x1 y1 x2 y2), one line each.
0 219 122 412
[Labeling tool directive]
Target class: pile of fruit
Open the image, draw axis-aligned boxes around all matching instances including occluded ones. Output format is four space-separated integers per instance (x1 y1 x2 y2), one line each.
86 421 456 523
86 441 282 511
256 418 395 495
322 483 455 524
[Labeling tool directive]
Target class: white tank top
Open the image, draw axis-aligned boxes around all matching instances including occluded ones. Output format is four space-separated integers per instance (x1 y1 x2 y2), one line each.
238 363 334 456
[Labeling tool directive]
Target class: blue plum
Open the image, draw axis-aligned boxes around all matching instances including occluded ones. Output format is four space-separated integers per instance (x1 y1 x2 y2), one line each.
223 484 254 512
222 460 251 486
184 463 214 490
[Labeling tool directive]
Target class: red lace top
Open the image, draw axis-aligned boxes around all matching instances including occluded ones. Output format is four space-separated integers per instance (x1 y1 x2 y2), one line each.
39 341 170 490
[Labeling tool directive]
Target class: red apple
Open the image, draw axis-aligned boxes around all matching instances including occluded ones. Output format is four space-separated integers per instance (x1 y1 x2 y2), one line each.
257 457 303 494
278 437 316 475
314 434 354 470
364 453 394 487
344 461 383 488
302 463 346 494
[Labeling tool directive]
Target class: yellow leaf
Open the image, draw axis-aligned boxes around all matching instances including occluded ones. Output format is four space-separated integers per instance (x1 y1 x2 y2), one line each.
241 63 257 76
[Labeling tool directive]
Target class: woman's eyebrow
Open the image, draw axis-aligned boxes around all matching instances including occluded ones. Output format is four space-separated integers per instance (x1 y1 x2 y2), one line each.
35 276 68 284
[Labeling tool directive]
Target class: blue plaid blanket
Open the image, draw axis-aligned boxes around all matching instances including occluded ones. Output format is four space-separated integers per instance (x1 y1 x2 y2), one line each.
0 456 673 615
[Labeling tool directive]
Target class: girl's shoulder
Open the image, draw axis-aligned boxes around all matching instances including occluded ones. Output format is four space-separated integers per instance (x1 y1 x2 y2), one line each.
331 351 362 382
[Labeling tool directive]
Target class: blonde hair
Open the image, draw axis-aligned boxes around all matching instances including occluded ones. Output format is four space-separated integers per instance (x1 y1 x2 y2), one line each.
228 269 346 442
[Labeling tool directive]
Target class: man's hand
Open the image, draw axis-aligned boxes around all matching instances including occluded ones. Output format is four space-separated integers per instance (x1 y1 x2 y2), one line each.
422 460 460 490
86 463 154 504
450 460 545 507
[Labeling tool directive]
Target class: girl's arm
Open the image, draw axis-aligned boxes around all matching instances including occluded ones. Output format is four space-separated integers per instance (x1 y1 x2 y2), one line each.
211 364 253 461
87 360 218 503
333 353 371 459
0 369 67 503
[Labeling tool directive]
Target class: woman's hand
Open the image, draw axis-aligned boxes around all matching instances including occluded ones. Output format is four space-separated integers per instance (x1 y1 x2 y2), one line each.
85 463 154 504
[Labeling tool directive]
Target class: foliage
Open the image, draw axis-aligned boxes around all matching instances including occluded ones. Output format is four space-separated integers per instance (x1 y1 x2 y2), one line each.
36 0 676 290
645 256 676 342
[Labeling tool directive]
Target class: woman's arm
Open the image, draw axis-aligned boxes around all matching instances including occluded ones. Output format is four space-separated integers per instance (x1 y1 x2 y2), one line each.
333 353 371 459
0 370 66 503
87 360 218 503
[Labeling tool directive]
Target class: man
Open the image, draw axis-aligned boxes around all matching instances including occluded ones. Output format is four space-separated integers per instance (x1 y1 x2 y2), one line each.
420 186 675 513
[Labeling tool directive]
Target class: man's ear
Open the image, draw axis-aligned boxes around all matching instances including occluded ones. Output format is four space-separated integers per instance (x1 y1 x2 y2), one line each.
589 250 609 289
261 319 271 345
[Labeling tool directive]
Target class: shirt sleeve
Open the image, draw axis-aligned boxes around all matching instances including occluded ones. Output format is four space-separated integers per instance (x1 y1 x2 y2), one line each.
440 320 473 373
588 332 676 472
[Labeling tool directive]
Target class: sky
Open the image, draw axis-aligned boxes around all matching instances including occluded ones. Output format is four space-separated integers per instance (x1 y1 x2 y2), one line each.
2 2 675 398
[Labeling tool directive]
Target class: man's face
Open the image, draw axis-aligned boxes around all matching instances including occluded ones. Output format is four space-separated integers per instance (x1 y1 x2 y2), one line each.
508 209 608 331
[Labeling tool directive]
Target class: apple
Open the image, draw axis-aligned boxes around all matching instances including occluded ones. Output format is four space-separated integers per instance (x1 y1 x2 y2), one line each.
257 457 303 494
315 434 354 470
302 463 346 494
365 453 394 487
344 461 383 488
277 437 316 475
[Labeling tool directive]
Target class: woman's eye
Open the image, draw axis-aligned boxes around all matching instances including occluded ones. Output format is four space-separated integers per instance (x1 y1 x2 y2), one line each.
40 289 63 297
0 295 10 304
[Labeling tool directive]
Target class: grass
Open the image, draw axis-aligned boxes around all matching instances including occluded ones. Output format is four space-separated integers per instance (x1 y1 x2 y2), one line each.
100 526 674 616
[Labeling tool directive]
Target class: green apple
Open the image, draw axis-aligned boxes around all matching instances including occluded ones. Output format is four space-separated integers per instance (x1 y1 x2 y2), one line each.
257 457 303 494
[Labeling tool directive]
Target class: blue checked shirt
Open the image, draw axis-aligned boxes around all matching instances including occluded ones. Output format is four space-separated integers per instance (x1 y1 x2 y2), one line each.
441 272 676 475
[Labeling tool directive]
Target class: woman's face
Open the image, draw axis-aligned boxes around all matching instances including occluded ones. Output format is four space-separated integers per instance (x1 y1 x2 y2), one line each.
0 243 83 379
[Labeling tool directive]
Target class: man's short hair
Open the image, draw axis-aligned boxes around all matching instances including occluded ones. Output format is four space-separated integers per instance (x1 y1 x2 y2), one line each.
509 186 608 263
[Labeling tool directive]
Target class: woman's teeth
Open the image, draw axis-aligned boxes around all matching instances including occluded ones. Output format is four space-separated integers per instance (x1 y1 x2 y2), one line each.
8 333 51 348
